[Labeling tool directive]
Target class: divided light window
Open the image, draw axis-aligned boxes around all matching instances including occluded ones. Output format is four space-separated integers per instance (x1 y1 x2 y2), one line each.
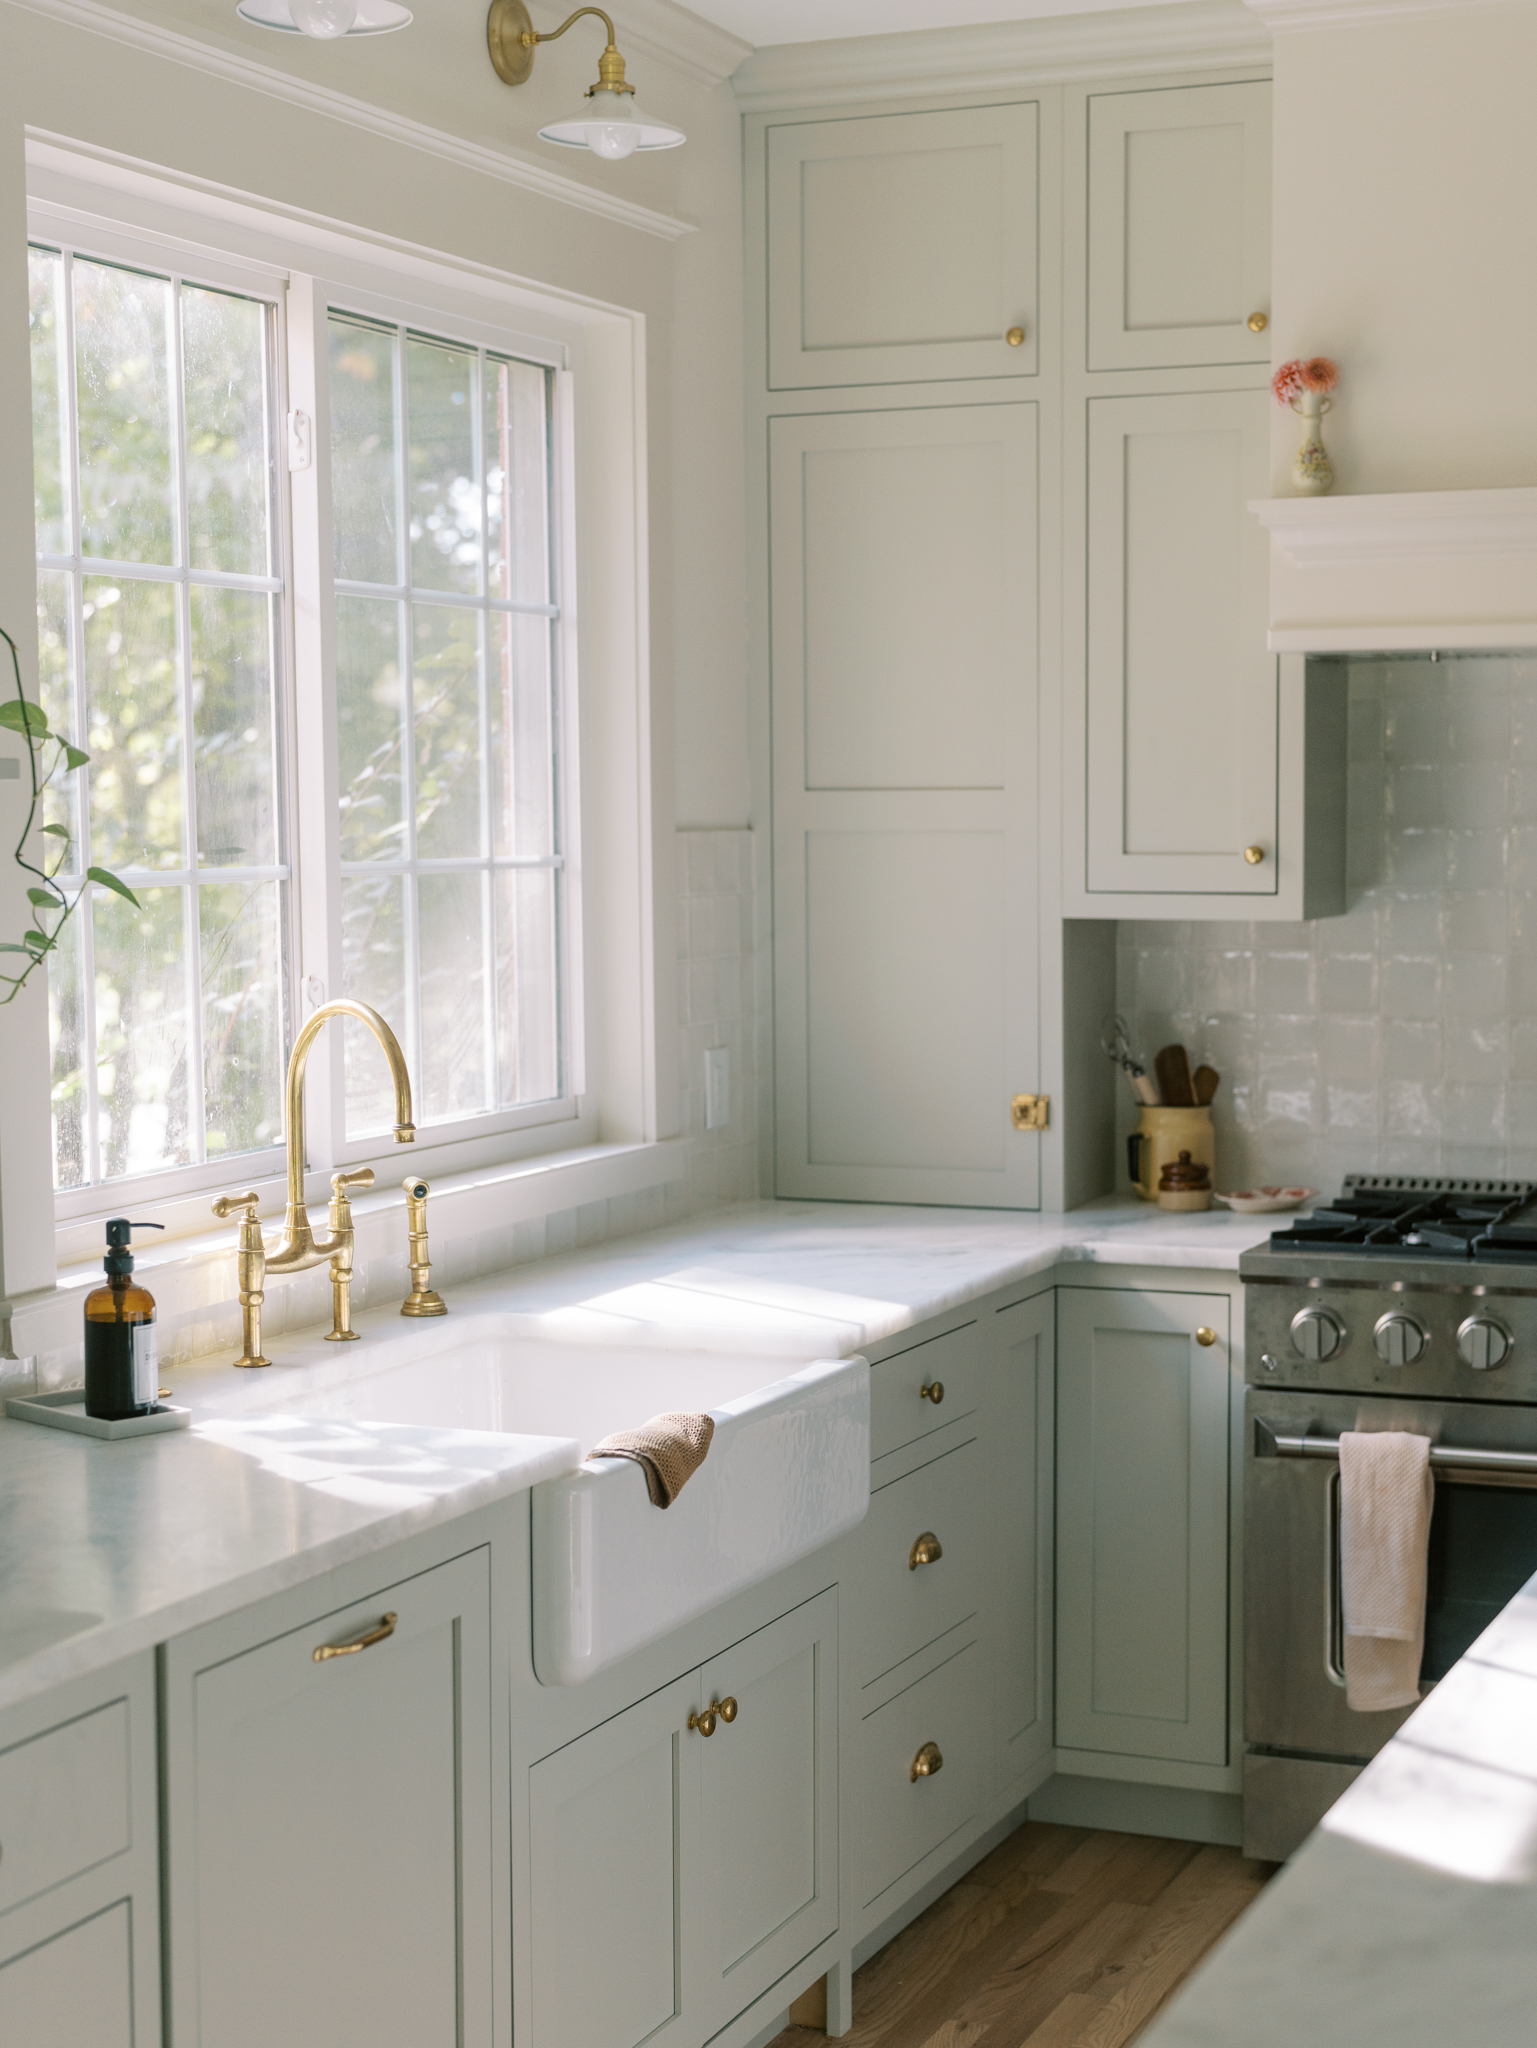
327 315 562 1137
28 244 288 1191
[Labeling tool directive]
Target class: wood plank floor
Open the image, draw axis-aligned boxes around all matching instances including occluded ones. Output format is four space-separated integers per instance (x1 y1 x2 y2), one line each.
775 1824 1275 2048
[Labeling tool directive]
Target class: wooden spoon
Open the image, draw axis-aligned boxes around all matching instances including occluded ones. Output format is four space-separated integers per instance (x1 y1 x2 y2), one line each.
1193 1065 1220 1107
1154 1044 1195 1108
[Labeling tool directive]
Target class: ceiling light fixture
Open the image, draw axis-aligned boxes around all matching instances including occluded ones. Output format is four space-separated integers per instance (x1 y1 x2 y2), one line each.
486 4 685 159
236 0 412 38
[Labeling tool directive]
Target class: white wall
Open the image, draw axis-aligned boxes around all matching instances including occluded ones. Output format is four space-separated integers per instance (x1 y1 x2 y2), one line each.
0 0 751 1296
1268 1 1537 496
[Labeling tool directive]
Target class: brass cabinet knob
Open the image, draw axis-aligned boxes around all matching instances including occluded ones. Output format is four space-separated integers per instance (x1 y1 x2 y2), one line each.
1248 311 1268 332
909 1531 943 1571
1196 1326 1217 1348
910 1741 944 1781
920 1380 945 1405
1244 845 1265 866
1005 325 1026 346
689 1696 737 1737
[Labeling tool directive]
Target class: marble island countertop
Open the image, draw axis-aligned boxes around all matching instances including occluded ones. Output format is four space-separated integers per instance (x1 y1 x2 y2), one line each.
1141 1572 1537 2047
0 1194 1264 1711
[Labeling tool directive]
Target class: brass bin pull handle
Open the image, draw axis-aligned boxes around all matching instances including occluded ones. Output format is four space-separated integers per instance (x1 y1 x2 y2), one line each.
920 1380 945 1405
313 1611 398 1663
910 1741 943 1782
909 1532 943 1570
689 1696 738 1737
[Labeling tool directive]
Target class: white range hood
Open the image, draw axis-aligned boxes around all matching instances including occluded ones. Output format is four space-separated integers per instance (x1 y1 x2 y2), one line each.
1251 489 1537 653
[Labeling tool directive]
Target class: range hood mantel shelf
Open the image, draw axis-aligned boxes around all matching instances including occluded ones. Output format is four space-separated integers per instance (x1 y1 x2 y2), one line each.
1250 487 1537 654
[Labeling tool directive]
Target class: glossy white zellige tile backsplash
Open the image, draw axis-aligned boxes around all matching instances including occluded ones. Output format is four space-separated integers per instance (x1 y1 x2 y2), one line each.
1117 655 1537 1194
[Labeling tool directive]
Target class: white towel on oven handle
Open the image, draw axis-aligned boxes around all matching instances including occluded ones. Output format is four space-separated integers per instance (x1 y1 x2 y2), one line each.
1338 1428 1434 1713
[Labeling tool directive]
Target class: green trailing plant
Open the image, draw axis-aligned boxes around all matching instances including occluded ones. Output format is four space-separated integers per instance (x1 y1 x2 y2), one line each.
0 623 138 1006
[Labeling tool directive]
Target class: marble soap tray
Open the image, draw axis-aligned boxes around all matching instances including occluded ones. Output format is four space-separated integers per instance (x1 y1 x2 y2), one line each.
5 1389 191 1439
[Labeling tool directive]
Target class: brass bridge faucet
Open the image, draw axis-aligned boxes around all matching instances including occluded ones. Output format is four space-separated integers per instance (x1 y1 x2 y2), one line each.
211 999 441 1367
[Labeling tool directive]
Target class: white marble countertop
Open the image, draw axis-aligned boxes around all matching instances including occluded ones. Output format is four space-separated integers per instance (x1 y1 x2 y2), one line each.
0 1194 1262 1712
1141 1573 1537 2046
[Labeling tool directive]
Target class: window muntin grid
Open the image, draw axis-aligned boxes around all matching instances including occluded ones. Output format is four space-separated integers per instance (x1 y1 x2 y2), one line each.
28 243 290 1191
327 312 563 1137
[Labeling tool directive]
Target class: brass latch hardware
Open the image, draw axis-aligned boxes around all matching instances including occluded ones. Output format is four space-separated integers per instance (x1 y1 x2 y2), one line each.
1011 1094 1049 1131
688 1696 738 1738
909 1532 943 1571
910 1742 944 1782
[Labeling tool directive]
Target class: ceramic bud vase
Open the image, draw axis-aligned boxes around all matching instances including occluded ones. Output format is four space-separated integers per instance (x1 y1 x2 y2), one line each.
1290 391 1334 495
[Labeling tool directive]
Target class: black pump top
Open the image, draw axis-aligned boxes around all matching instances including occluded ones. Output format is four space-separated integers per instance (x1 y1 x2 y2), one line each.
103 1218 165 1278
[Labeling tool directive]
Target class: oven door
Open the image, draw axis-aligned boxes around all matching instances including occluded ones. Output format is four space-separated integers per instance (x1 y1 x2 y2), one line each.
1245 1386 1537 1760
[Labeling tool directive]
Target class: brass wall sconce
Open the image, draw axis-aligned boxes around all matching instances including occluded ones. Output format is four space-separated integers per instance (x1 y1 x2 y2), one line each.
486 3 686 157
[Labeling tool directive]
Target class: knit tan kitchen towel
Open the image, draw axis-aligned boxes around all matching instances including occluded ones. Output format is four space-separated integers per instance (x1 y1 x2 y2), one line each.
1339 1428 1435 1713
590 1411 715 1509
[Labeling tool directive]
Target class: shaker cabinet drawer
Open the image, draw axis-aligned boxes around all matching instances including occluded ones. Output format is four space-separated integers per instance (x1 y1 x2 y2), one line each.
858 1642 983 1909
871 1323 983 1461
0 1700 131 1917
857 1441 982 1689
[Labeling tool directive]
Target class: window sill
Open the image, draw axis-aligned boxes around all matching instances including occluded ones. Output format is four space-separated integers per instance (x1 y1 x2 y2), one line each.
4 1137 689 1373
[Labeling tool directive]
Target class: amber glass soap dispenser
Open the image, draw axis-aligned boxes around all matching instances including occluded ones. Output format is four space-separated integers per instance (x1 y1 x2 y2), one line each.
85 1218 167 1421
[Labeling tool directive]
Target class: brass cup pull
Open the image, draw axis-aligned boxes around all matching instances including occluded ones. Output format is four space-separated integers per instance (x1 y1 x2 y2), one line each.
313 1611 397 1663
1005 325 1026 347
1248 311 1269 333
909 1531 943 1570
920 1380 945 1405
689 1696 737 1737
1196 1326 1217 1348
1244 845 1265 866
910 1741 943 1782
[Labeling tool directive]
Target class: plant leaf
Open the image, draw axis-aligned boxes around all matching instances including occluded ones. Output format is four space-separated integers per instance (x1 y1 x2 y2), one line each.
0 700 49 737
42 823 69 838
63 745 90 771
22 930 50 951
26 887 57 907
87 866 141 908
0 942 36 954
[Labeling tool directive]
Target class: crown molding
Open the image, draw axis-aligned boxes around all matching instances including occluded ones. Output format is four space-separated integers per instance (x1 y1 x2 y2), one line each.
4 0 697 240
1244 0 1536 26
731 2 1270 113
547 0 751 89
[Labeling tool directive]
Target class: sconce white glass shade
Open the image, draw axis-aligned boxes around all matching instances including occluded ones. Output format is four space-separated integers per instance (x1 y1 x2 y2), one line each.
538 87 685 156
236 0 411 34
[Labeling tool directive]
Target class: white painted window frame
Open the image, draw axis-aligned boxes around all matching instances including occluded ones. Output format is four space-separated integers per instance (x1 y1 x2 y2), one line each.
22 141 672 1271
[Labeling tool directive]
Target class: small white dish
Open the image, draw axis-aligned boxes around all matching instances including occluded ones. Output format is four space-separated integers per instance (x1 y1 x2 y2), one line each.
1214 1186 1318 1215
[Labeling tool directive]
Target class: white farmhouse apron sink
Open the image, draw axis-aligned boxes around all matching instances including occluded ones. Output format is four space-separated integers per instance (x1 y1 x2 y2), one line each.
187 1316 870 1685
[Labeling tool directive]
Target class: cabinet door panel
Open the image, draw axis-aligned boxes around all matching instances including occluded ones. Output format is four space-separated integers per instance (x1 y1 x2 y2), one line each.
0 1903 133 2048
771 406 1040 1206
768 104 1038 388
1088 82 1271 370
1085 388 1275 897
529 1673 698 2048
173 1550 492 2048
992 1293 1054 1791
1056 1290 1230 1765
696 1591 837 2033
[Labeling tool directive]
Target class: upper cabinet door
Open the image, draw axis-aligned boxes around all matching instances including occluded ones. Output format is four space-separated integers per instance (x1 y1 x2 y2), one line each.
767 104 1039 389
1087 81 1271 371
770 403 1041 1208
1085 387 1277 898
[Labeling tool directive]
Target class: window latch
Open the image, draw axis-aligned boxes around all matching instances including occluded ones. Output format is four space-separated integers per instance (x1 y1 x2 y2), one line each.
287 409 314 472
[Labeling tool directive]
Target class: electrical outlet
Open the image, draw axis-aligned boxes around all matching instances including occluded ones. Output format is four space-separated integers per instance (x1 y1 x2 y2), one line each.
705 1047 730 1130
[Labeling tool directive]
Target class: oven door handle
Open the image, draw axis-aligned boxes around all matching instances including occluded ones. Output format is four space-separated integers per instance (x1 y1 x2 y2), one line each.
1255 1417 1537 1480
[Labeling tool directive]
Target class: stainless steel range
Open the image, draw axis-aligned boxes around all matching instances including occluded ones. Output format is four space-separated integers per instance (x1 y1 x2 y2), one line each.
1240 1174 1537 1860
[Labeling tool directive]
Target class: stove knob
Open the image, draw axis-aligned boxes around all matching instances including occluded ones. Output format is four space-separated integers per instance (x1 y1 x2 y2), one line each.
1290 1307 1345 1362
1457 1316 1512 1371
1373 1312 1429 1367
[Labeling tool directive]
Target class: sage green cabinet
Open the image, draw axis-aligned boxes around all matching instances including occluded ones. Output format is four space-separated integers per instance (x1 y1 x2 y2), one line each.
991 1291 1055 1795
1055 1287 1231 1768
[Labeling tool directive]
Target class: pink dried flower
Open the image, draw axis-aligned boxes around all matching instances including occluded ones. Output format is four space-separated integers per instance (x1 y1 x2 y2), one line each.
1274 357 1340 405
1300 356 1339 393
1272 359 1308 405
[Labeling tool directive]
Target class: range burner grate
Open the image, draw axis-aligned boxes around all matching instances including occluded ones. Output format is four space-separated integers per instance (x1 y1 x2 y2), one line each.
1268 1175 1537 1262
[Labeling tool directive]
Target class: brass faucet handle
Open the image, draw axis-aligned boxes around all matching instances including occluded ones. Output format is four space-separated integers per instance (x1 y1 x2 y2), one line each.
212 1190 261 1223
331 1168 376 1194
401 1176 447 1318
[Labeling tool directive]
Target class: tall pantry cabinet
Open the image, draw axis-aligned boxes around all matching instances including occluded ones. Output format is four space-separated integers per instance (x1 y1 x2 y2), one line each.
748 60 1347 1209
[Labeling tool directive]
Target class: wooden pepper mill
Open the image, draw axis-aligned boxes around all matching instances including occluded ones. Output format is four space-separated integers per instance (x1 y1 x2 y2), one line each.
1157 1150 1212 1213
